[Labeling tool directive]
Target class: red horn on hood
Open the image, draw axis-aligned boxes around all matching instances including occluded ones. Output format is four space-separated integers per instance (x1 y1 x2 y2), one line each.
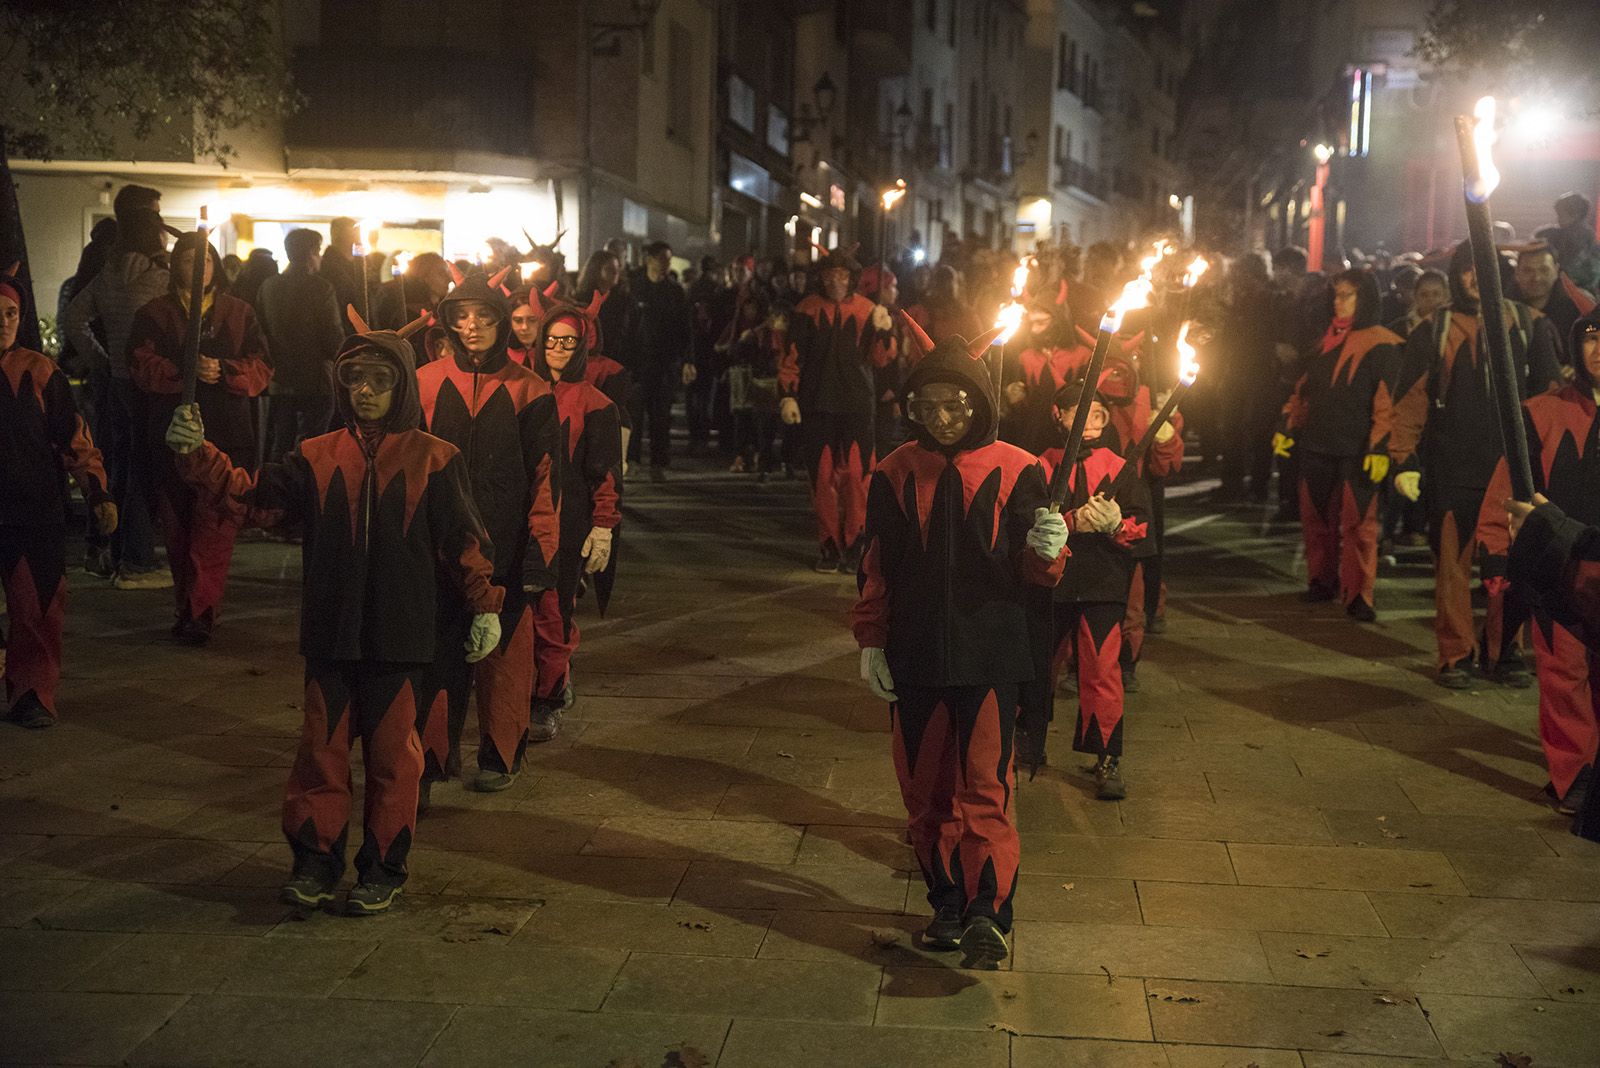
899 309 935 359
396 312 431 339
1119 330 1145 355
967 326 1005 357
542 280 560 298
346 304 372 335
487 265 515 293
1056 279 1069 306
446 261 465 287
584 289 606 320
2 261 18 279
1075 324 1098 348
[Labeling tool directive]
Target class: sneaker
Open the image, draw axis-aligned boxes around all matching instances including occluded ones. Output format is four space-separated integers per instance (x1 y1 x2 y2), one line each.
170 616 212 646
813 545 841 573
83 546 115 579
345 882 402 915
840 540 864 574
1346 599 1377 623
114 568 173 591
280 873 336 909
472 768 518 792
1489 661 1533 689
6 693 55 729
444 748 462 780
920 906 963 950
1436 664 1473 690
1121 664 1141 694
958 916 1010 969
1094 755 1127 800
1302 583 1336 603
1555 781 1589 817
1146 616 1167 635
530 702 564 743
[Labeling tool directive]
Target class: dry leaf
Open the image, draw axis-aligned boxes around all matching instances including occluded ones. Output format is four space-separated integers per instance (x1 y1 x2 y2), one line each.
1495 1054 1533 1068
1534 1006 1546 1013
480 925 511 936
1295 948 1331 959
1148 990 1202 1004
664 1047 712 1068
676 920 714 931
1047 848 1065 854
1374 994 1397 1005
1407 882 1434 888
986 1022 1019 1035
776 751 795 759
1060 882 1076 891
1099 964 1115 985
1000 989 1018 1000
1376 815 1388 822
868 929 901 948
1559 985 1584 995
1321 1029 1349 1038
1379 828 1406 840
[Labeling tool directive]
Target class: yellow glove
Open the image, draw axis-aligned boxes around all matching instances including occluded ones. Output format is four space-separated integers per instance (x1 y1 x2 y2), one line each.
1154 420 1176 444
1394 470 1421 502
1363 454 1390 484
93 502 119 537
779 397 801 425
1271 432 1293 459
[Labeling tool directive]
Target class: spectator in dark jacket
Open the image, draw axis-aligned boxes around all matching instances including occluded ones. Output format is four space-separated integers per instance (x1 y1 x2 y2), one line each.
257 229 345 459
321 217 363 334
623 241 695 481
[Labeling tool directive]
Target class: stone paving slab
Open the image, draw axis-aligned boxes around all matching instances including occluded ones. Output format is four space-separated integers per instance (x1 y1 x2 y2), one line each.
1420 992 1598 1065
721 1019 1009 1068
875 966 1154 1040
1256 931 1546 997
1145 979 1441 1057
603 952 882 1022
0 990 188 1066
1136 882 1387 935
418 1007 732 1068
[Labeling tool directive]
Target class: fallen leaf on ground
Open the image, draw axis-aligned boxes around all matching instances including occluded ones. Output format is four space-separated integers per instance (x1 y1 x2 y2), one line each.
1099 964 1115 985
986 1022 1019 1035
1376 815 1388 821
1379 828 1406 839
1148 990 1202 1003
1494 1054 1533 1068
1060 882 1075 891
1000 989 1018 1000
868 929 901 948
1559 985 1584 995
1407 882 1434 888
1374 994 1397 1005
676 920 715 931
664 1046 712 1068
480 925 511 936
1320 1029 1349 1038
775 751 795 759
1047 848 1065 854
1295 947 1331 959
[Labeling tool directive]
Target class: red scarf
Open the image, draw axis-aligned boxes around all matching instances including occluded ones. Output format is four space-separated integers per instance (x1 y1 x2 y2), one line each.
1320 316 1353 354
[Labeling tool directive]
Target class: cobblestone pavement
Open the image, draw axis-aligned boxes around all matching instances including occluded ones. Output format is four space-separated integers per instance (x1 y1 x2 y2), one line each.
2 464 1597 1067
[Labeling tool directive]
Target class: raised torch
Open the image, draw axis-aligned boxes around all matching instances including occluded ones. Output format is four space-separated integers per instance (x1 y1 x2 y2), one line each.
180 206 210 405
1454 96 1535 501
989 259 1031 400
1108 320 1200 501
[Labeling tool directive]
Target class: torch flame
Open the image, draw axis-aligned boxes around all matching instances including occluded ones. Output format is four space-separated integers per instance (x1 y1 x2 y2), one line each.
880 179 908 211
1011 258 1032 297
993 301 1026 346
1102 276 1154 333
1183 255 1209 289
391 250 412 278
1175 321 1200 386
1467 95 1500 204
361 218 382 248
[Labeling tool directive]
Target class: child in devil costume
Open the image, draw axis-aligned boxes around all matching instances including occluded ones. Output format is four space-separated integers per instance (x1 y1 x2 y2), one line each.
164 324 503 914
524 306 623 741
1020 378 1149 799
128 231 272 645
1479 312 1600 814
852 312 1070 969
413 268 562 794
1273 269 1402 622
780 246 896 573
1390 241 1563 688
511 283 635 471
1 268 117 727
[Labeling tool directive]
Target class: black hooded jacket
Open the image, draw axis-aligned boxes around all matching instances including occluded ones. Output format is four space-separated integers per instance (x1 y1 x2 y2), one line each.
177 330 502 661
851 334 1068 686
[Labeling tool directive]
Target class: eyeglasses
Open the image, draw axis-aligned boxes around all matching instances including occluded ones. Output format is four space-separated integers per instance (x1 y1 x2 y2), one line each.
544 335 580 351
906 396 972 423
452 308 501 328
336 362 399 393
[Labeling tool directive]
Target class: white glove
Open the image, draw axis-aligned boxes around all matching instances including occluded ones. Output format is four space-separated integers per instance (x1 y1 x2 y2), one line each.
1074 495 1122 535
165 403 206 454
871 303 892 331
464 612 502 664
780 397 801 425
682 363 698 386
1394 470 1421 502
860 647 897 702
1026 507 1069 561
581 526 614 574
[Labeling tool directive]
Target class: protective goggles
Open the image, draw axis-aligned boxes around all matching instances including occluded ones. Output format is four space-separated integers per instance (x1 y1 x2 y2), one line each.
543 334 580 351
336 361 399 393
906 391 972 424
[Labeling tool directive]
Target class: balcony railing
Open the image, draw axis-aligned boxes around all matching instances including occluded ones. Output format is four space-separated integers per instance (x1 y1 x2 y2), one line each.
1056 157 1106 198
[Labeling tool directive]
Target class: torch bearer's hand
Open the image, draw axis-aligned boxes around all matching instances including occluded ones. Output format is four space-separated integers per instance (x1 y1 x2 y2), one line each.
581 526 613 574
871 304 893 332
1028 507 1070 560
464 612 502 664
1075 494 1123 535
1004 382 1028 406
196 355 223 385
94 502 119 537
1394 471 1421 502
1505 492 1549 539
1154 419 1177 444
165 403 206 455
860 648 897 703
1271 432 1294 459
1363 454 1390 484
779 397 802 426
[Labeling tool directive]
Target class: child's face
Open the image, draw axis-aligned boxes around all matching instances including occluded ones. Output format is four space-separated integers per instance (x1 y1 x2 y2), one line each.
509 303 539 346
1055 399 1108 442
910 381 972 446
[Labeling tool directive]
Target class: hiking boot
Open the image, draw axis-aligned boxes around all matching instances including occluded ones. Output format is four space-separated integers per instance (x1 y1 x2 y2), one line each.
813 545 841 573
1489 661 1533 689
83 546 114 579
6 693 55 729
1121 664 1141 694
472 768 518 793
114 568 172 591
530 702 564 743
1094 755 1127 800
920 906 963 950
345 881 402 916
1436 664 1473 690
170 616 212 647
280 872 337 909
1302 583 1336 603
958 916 1010 969
1346 598 1377 623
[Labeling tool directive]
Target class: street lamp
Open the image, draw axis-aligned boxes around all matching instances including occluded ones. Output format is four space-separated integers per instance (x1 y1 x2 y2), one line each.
1309 143 1334 270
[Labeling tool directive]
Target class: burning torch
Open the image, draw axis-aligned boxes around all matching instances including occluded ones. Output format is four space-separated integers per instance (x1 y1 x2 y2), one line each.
181 205 210 406
356 219 381 322
1108 321 1200 500
988 259 1032 399
878 179 907 271
1454 96 1535 501
391 250 413 326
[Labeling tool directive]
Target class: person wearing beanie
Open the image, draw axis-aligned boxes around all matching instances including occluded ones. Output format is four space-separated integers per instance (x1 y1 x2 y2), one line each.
414 266 562 795
127 231 272 645
779 246 897 573
1273 269 1403 622
524 306 623 742
852 312 1071 969
1479 312 1600 816
0 267 117 727
164 321 503 913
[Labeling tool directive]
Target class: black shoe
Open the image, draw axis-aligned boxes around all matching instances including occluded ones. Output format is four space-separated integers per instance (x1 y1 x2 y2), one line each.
1302 583 1336 603
958 916 1010 969
1554 769 1591 816
280 873 337 909
813 546 841 573
1146 616 1167 635
920 906 964 950
1121 665 1141 694
1094 755 1127 800
1014 725 1048 782
444 747 462 780
1346 599 1377 623
170 616 212 646
530 702 564 743
83 546 115 579
840 541 864 574
417 778 432 817
1436 664 1473 690
6 693 55 729
345 882 402 915
1490 661 1533 689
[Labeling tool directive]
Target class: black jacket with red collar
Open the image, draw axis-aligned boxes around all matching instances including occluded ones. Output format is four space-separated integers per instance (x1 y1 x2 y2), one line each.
1282 320 1402 460
852 329 1068 687
1036 423 1151 603
780 292 895 416
0 345 110 526
177 330 503 662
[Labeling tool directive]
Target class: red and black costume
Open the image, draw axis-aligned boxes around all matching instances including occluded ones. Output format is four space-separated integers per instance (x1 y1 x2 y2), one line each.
526 306 623 714
1481 312 1600 806
128 234 272 638
1391 242 1563 677
415 271 561 781
175 329 502 888
780 249 896 563
1281 274 1401 614
852 322 1068 935
1 318 111 722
